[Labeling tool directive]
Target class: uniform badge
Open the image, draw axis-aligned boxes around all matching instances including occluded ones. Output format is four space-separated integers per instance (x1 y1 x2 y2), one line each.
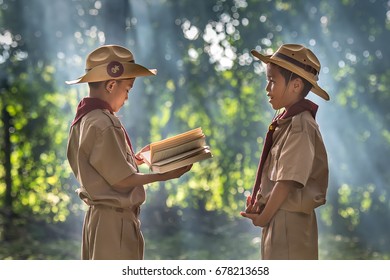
107 61 124 78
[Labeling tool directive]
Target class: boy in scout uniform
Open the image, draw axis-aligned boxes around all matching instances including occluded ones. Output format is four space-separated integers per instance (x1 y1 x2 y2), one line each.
241 44 329 259
66 45 191 260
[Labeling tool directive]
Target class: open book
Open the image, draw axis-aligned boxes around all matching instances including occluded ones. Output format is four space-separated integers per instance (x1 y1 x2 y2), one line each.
140 127 212 173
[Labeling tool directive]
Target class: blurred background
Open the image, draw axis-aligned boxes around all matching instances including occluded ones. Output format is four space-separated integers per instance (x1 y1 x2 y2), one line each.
1 0 390 260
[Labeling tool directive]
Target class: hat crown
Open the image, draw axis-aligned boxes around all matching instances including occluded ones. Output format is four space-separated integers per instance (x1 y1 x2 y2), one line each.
86 45 135 70
66 44 156 85
273 44 321 75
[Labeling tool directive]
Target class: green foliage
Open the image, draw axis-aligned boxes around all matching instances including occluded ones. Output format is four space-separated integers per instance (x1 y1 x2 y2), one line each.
0 63 76 218
1 0 390 260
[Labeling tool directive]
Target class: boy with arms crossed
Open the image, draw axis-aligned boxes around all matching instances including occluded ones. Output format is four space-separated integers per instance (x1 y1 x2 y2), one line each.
241 44 329 259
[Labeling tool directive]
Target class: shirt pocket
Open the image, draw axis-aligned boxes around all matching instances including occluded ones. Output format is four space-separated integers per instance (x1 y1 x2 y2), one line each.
267 144 281 181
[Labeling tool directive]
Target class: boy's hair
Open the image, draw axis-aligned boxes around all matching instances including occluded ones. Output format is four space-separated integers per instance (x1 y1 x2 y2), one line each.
88 79 132 90
88 81 104 89
274 63 313 97
88 80 116 90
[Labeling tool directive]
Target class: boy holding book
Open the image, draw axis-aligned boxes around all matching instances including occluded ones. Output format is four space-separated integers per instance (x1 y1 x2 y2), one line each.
66 44 191 260
240 44 329 259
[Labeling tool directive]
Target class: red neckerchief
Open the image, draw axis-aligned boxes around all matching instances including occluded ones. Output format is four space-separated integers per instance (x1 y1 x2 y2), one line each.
71 97 136 156
250 98 318 204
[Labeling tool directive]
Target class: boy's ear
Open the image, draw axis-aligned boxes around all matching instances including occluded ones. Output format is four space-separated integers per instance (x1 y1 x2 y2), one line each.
105 80 116 93
292 77 303 93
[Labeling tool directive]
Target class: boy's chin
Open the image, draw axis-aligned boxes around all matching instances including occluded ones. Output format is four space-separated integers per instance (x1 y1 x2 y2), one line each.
270 104 282 111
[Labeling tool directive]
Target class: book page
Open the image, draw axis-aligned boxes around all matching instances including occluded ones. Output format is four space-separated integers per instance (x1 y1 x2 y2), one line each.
150 127 203 153
139 150 152 166
153 146 209 166
151 148 212 173
151 137 206 163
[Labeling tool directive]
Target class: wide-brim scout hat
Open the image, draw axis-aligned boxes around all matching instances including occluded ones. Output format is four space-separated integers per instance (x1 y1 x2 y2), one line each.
66 44 157 84
251 44 329 101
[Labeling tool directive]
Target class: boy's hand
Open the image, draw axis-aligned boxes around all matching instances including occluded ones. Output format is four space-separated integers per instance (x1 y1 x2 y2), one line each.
240 195 267 227
161 164 193 180
135 145 150 165
240 211 266 227
244 195 263 214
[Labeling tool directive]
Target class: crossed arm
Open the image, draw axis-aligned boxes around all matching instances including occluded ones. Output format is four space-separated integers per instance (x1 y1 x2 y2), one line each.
240 180 298 227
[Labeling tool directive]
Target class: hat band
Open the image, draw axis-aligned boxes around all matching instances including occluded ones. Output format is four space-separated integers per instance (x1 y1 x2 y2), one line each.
274 53 318 76
85 59 136 72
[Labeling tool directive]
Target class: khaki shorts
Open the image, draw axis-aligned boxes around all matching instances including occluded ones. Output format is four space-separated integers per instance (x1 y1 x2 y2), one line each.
261 209 318 260
81 204 143 260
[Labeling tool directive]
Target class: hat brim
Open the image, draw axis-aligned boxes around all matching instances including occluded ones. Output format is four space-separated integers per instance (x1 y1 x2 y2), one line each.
66 62 157 85
251 49 330 101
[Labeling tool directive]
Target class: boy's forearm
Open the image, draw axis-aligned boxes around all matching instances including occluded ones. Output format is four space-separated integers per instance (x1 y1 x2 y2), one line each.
113 172 164 190
112 165 192 191
254 180 295 226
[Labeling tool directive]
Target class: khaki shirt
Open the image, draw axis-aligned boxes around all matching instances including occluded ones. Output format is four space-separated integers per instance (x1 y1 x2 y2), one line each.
67 109 145 208
257 111 329 214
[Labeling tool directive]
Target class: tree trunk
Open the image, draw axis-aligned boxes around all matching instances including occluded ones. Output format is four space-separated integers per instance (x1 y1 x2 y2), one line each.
101 0 129 45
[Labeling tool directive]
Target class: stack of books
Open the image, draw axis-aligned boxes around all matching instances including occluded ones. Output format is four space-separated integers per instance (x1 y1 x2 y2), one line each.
140 127 212 173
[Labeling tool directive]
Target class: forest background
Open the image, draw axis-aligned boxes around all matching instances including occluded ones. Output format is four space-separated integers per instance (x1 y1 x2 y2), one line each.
1 0 390 260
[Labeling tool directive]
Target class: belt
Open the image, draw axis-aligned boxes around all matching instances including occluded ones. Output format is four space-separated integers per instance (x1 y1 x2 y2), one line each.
90 204 140 215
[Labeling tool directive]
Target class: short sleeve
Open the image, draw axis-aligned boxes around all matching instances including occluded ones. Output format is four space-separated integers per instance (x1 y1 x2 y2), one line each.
89 126 137 186
270 130 315 186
